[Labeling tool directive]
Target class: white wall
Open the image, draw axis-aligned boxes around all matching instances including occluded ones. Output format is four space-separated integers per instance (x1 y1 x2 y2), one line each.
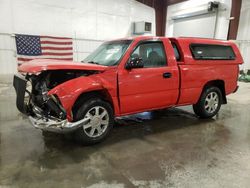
0 0 155 75
172 13 217 38
236 0 250 71
165 0 232 39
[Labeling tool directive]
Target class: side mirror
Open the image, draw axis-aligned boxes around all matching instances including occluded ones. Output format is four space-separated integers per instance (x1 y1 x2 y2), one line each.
125 57 144 70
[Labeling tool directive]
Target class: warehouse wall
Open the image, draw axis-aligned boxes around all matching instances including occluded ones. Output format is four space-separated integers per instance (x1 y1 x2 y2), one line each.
165 0 232 39
236 0 250 71
0 0 155 75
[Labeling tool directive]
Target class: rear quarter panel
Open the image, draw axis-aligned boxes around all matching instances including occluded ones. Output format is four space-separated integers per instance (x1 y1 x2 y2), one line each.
178 64 239 105
174 38 243 105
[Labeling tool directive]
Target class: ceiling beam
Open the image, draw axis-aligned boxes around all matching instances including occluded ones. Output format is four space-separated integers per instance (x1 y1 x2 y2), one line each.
166 0 188 6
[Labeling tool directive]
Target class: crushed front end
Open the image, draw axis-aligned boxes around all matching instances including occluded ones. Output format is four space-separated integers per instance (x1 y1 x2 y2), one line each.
13 70 95 133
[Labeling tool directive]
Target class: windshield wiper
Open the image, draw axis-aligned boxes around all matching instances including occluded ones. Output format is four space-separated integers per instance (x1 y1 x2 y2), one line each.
87 61 100 65
80 60 100 65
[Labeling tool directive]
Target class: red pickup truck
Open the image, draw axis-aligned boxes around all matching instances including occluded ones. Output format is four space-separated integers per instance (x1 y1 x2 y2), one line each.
14 36 243 144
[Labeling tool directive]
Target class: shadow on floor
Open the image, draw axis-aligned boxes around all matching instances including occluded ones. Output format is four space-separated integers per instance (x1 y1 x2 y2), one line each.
37 107 216 168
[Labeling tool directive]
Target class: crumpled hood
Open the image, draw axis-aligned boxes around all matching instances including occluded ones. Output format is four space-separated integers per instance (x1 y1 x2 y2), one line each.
18 59 108 74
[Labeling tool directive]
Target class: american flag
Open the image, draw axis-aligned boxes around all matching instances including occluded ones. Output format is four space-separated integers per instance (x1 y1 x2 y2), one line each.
15 34 73 65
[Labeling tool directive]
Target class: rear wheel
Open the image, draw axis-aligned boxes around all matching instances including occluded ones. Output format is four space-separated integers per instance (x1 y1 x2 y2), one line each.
73 98 114 145
193 86 222 118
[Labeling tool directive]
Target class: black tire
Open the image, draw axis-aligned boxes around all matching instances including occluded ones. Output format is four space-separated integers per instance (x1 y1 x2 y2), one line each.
193 86 222 118
73 98 114 145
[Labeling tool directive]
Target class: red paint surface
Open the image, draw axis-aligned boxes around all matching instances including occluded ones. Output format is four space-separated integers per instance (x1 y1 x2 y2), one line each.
18 59 108 73
19 36 243 121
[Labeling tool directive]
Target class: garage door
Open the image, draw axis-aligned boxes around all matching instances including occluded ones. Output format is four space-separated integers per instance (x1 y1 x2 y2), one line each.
173 13 217 38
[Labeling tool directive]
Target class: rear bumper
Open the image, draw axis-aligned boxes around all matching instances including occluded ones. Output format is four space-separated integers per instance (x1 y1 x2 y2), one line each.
233 85 239 93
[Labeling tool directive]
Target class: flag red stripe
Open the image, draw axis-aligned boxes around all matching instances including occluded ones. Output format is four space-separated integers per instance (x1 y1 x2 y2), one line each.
18 57 73 62
42 52 72 56
17 58 32 62
41 46 73 50
40 36 72 40
40 41 72 45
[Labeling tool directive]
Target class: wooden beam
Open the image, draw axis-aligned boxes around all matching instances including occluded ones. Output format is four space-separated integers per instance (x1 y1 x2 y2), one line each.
155 0 167 36
228 0 242 40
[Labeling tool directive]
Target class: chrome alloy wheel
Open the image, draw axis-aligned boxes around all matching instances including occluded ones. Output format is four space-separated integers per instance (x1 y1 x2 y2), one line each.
82 106 109 138
205 91 219 113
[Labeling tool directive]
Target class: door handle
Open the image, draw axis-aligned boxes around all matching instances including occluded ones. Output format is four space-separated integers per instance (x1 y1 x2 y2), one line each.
163 72 172 78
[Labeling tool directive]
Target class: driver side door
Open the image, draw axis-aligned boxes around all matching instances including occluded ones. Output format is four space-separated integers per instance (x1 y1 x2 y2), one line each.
118 39 179 114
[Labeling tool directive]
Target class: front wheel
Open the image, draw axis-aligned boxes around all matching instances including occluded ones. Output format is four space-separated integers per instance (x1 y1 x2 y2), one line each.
193 86 222 118
73 98 114 145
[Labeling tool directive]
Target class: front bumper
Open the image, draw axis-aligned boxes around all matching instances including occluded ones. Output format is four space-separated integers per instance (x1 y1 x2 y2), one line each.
28 114 88 133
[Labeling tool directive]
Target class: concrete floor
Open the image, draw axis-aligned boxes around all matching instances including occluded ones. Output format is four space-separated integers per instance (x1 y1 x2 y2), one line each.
0 78 250 188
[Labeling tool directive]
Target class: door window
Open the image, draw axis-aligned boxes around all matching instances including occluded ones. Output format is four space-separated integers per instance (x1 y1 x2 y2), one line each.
131 42 167 67
171 43 181 61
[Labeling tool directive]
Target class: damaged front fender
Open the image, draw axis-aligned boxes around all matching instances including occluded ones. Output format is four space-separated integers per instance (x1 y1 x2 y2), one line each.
48 76 104 121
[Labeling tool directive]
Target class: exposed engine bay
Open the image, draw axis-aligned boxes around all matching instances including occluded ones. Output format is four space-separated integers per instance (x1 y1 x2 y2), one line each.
28 69 98 90
14 69 99 121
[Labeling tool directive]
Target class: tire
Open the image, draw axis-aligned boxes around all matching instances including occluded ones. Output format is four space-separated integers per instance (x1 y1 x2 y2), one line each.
73 98 114 145
193 86 222 118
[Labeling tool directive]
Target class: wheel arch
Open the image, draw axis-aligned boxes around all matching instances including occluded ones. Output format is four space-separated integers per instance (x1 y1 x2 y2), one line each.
72 89 114 120
202 80 227 104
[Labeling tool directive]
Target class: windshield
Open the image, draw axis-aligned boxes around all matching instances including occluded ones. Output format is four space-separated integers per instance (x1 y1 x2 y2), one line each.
83 40 132 66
